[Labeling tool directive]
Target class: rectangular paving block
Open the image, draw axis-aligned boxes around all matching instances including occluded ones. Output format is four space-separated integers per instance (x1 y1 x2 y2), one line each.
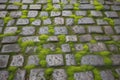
0 55 9 68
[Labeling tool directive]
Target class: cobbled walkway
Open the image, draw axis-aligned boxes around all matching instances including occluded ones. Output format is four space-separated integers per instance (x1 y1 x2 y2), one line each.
0 0 120 80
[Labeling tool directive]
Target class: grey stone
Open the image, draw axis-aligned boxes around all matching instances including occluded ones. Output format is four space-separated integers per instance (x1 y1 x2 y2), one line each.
0 55 9 68
53 69 67 80
78 17 95 24
114 19 120 25
65 54 76 66
9 0 20 3
54 17 64 25
0 11 7 18
22 5 28 9
10 11 22 18
54 27 68 35
52 0 60 3
100 70 115 80
29 69 45 80
104 26 114 34
111 55 120 65
28 11 38 17
111 5 120 11
70 0 77 4
88 42 107 52
61 0 68 4
75 11 87 16
88 26 103 34
66 18 74 26
103 5 110 10
14 69 26 80
25 46 37 54
50 11 61 17
0 19 4 26
81 55 104 66
47 36 58 42
61 44 71 52
22 36 40 42
112 36 120 41
105 11 118 18
108 45 118 52
43 43 56 51
96 19 108 26
94 36 111 41
0 27 2 33
46 54 64 67
63 4 73 9
16 19 29 25
7 5 19 10
0 5 6 10
7 19 15 27
4 27 18 34
72 26 86 34
80 0 89 4
74 71 94 80
21 27 35 36
36 0 47 4
32 19 41 26
53 4 61 9
0 71 9 80
43 18 52 25
79 34 92 42
40 11 48 17
27 55 39 65
66 35 77 42
2 36 18 43
75 44 83 51
90 11 103 17
62 11 72 16
115 68 120 76
10 55 24 67
79 4 95 10
39 27 48 34
22 0 33 3
1 44 21 53
29 5 41 10
114 26 120 34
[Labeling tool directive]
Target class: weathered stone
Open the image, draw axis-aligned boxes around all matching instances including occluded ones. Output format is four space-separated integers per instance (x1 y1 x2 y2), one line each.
14 69 26 80
78 17 95 24
32 19 41 26
36 0 47 4
54 17 64 25
22 36 40 42
54 27 68 35
103 5 110 10
0 55 9 68
52 0 60 3
29 69 45 80
114 19 120 25
0 19 4 26
25 46 37 54
0 5 6 10
10 11 22 18
2 36 18 43
114 26 120 34
46 54 64 67
88 26 103 34
40 11 48 17
66 35 77 42
28 11 38 17
22 5 28 9
7 5 19 10
53 4 61 9
63 4 73 9
22 0 33 3
7 19 15 27
0 27 2 33
27 55 39 65
51 11 61 17
10 55 24 67
94 36 111 41
61 0 68 4
111 55 120 65
4 27 18 34
66 18 74 26
47 36 58 42
81 55 104 66
21 27 35 36
39 27 48 34
111 5 120 11
112 35 120 41
43 43 56 51
1 44 21 53
53 69 67 80
65 54 76 66
62 11 72 16
115 68 120 77
9 0 21 3
108 45 118 52
43 18 52 25
90 11 103 17
61 44 71 52
100 70 115 80
96 19 108 26
0 11 7 18
29 5 41 10
75 44 83 51
75 11 87 16
74 71 94 80
79 4 95 10
104 26 114 34
79 34 92 42
105 11 118 18
88 42 107 52
16 19 29 25
0 71 9 80
72 26 86 34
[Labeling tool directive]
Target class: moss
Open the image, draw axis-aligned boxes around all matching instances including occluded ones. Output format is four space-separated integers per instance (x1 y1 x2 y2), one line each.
55 47 62 54
29 18 35 22
45 68 54 79
40 16 48 20
4 17 13 24
8 66 18 71
58 35 66 44
74 3 79 10
40 60 47 67
24 64 36 71
90 40 97 44
99 51 111 56
13 2 23 6
93 0 104 10
103 57 112 66
104 17 114 26
93 68 102 80
21 10 28 18
70 15 83 24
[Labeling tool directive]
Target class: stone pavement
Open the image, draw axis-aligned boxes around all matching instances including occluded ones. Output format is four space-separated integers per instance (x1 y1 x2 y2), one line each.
0 0 120 80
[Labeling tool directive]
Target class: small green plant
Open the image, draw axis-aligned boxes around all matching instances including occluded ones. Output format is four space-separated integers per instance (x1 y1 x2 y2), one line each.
40 16 48 20
90 40 97 44
45 68 54 79
70 14 83 24
40 60 47 67
93 68 102 80
48 25 54 35
103 57 112 66
8 66 18 71
29 18 35 22
4 17 13 24
21 10 28 18
13 2 23 6
104 17 114 26
58 35 66 44
55 47 62 54
74 3 79 10
99 51 111 56
39 34 49 44
24 64 36 71
93 0 104 10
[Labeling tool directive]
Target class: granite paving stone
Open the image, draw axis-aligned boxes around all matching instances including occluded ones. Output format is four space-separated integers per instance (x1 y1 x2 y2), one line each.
0 11 7 18
16 19 29 25
2 36 18 43
43 43 56 51
54 26 68 35
0 19 4 26
7 5 19 10
104 26 114 34
21 27 35 36
96 19 108 26
79 34 92 42
88 26 103 34
66 18 74 26
50 11 61 17
72 26 86 34
111 55 120 65
32 19 41 26
14 69 26 80
25 46 37 54
78 17 95 24
7 19 15 27
65 54 76 66
29 5 41 10
105 11 118 18
62 11 72 17
114 26 120 34
27 55 39 65
75 11 87 16
0 5 6 10
54 17 64 25
75 44 83 51
0 55 9 68
10 11 22 18
27 11 38 17
22 36 40 42
47 36 59 42
39 27 49 34
0 27 3 33
61 44 71 52
66 35 77 42
108 45 119 52
4 27 18 34
43 18 52 25
0 71 9 80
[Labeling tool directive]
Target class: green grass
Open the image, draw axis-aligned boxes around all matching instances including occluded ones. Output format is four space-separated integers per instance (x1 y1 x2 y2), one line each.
104 17 114 26
93 0 104 10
